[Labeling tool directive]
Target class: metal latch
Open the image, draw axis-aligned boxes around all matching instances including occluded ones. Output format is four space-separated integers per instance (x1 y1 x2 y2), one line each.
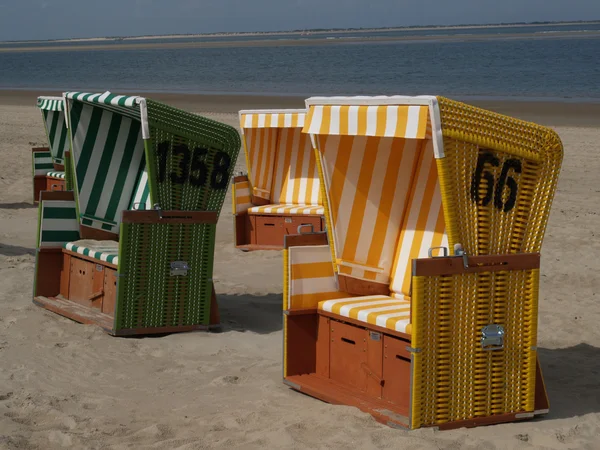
170 261 189 276
454 243 469 269
481 324 505 351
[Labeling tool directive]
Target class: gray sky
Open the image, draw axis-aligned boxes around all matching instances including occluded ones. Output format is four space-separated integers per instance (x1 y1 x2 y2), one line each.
1 0 599 41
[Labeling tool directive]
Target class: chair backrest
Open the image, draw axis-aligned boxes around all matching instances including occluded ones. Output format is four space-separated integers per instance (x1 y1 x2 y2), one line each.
37 96 69 165
65 92 240 234
389 140 448 298
305 99 441 292
68 97 146 234
239 109 320 206
271 127 320 206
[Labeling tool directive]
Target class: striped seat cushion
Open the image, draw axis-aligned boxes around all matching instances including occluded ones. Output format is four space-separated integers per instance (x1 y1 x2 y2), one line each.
248 204 324 215
46 171 66 179
64 240 119 265
319 295 412 334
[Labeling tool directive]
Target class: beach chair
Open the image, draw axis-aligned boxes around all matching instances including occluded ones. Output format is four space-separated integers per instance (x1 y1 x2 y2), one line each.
233 109 324 250
282 96 562 429
33 97 71 201
33 92 240 336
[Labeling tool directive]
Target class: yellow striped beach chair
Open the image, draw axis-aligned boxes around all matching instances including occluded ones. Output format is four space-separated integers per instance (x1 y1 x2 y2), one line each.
33 91 240 336
233 109 324 250
33 97 72 201
282 95 562 430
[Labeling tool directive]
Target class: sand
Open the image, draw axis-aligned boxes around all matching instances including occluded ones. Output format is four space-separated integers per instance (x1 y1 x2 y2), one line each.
0 91 599 449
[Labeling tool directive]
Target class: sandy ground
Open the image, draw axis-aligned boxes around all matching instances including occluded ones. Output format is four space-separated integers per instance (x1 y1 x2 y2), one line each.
0 93 599 449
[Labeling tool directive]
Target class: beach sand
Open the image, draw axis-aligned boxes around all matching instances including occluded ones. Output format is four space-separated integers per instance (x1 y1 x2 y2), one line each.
0 91 599 449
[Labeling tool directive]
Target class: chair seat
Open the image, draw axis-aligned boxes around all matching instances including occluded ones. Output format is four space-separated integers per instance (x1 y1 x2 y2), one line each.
248 204 324 215
46 171 65 179
318 295 411 334
64 240 119 265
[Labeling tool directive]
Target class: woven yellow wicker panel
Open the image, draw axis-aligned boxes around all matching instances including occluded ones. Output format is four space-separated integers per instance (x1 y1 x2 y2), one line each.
436 97 563 255
411 268 539 428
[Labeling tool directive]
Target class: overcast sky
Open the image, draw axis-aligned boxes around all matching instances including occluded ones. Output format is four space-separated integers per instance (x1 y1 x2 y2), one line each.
1 0 599 41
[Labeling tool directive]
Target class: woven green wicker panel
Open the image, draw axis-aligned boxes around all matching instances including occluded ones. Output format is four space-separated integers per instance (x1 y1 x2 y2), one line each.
115 221 216 331
145 100 241 213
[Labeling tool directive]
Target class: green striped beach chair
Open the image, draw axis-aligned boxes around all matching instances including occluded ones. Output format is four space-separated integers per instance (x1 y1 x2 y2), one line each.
33 97 72 201
33 92 241 336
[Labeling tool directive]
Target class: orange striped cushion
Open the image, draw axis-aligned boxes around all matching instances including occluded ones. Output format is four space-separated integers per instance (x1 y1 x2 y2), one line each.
319 296 412 334
248 204 324 215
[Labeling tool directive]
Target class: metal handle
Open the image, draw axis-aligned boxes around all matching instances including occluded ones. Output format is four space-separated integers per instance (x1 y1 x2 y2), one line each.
297 223 314 234
428 246 448 258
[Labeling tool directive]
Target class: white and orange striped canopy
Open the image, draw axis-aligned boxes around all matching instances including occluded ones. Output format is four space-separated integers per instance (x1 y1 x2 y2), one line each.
305 96 447 298
239 109 321 208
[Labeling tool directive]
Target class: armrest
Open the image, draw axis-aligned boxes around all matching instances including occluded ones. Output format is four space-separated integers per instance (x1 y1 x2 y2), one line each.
232 176 254 214
121 210 218 225
284 243 349 310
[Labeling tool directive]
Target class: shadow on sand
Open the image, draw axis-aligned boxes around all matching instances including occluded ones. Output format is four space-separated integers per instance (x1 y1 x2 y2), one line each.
0 243 35 257
538 344 600 420
217 293 282 335
0 202 36 210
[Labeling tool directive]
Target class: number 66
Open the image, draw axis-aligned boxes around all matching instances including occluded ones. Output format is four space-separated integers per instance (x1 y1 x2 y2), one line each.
470 151 522 213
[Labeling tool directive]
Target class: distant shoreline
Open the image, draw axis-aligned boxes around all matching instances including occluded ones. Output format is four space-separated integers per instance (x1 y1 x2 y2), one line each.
2 89 599 127
1 29 599 53
1 20 599 45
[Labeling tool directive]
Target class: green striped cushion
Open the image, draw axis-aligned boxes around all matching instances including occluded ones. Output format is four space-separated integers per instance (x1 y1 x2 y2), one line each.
46 171 66 179
64 242 118 265
33 151 53 176
38 200 80 247
70 101 145 233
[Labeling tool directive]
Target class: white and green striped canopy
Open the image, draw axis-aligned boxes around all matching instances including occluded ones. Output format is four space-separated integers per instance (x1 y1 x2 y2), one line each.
37 96 63 112
65 92 151 234
37 96 69 165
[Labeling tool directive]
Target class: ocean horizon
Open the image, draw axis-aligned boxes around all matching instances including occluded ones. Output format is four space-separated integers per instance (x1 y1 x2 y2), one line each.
1 23 599 100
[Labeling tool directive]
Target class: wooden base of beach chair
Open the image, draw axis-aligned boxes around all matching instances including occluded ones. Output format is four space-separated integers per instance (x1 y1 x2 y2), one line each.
235 213 324 251
284 310 550 430
34 247 221 336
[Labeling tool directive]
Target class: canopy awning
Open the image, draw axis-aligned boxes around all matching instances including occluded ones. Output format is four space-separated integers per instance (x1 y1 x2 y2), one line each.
303 104 430 139
240 110 306 130
37 96 63 111
65 92 141 108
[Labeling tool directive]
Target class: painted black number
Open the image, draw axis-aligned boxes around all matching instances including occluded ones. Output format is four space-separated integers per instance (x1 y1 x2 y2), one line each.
157 141 170 183
494 158 522 212
210 151 231 189
470 151 499 207
190 147 208 187
471 151 521 213
156 142 230 190
170 144 190 184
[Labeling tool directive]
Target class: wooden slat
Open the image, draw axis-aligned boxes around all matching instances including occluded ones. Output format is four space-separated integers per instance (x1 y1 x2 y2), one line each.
413 253 540 277
284 232 328 249
121 210 219 224
33 296 114 332
284 373 410 428
318 310 411 341
39 190 75 201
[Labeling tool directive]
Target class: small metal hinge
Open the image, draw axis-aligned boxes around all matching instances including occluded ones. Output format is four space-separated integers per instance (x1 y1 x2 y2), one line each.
406 346 421 353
